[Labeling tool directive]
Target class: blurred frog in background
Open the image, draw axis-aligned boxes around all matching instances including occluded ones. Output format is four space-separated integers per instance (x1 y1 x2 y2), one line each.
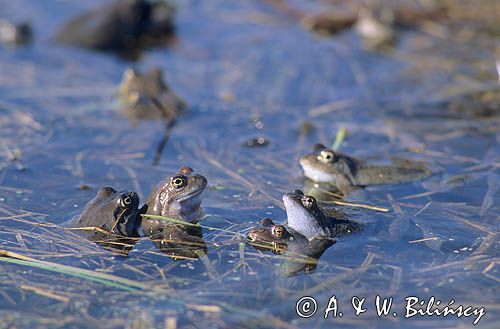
56 0 176 58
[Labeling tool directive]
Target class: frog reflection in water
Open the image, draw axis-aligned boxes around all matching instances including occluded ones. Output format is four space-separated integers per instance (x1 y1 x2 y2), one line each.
71 187 146 255
300 144 430 193
142 166 208 259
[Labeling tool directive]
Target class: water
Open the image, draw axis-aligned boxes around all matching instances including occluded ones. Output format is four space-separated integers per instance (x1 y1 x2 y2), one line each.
0 0 498 328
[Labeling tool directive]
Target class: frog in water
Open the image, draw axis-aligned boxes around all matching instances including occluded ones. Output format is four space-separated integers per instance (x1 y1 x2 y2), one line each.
300 144 431 193
117 67 186 124
247 218 334 276
141 166 207 232
71 186 146 254
0 20 32 45
247 218 334 255
141 166 208 258
56 0 175 56
283 189 360 239
117 67 186 165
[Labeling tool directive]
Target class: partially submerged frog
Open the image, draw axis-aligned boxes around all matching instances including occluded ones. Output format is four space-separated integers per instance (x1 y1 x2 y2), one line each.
355 7 396 51
247 218 334 276
300 144 430 193
141 166 207 233
117 67 186 124
283 190 360 239
56 0 175 56
0 20 32 45
444 88 500 119
71 186 146 254
296 1 445 37
247 218 334 255
141 166 208 258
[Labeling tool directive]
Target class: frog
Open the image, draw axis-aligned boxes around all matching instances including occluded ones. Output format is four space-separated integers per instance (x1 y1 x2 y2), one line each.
276 0 446 38
283 189 360 240
247 218 333 254
355 6 396 51
71 186 146 254
0 20 32 45
141 166 207 233
117 67 186 125
247 218 334 276
300 144 431 193
141 166 208 258
442 88 499 119
55 0 175 56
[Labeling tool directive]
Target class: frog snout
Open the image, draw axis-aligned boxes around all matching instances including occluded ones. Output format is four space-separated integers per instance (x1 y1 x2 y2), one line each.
247 231 257 241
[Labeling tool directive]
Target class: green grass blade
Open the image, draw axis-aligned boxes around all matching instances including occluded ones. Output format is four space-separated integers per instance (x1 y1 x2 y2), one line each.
332 127 347 151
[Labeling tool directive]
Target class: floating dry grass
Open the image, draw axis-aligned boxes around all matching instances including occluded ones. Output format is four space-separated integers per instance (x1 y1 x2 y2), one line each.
0 249 152 291
142 214 248 238
0 0 499 327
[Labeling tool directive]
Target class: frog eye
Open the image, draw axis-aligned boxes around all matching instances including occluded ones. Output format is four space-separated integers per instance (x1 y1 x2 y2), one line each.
119 195 133 208
171 176 187 189
319 150 336 163
301 196 316 208
272 225 286 238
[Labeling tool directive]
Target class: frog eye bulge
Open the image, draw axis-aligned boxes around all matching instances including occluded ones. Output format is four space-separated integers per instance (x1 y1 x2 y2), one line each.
272 225 285 238
318 149 336 163
301 196 315 208
261 218 275 226
119 195 133 208
171 176 187 189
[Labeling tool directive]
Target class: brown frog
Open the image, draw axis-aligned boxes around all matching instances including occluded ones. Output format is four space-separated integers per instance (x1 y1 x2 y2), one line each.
143 166 207 225
117 67 186 125
247 218 334 276
141 166 208 259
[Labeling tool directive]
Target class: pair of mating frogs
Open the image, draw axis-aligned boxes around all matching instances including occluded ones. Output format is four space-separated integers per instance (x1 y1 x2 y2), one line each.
72 144 429 273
